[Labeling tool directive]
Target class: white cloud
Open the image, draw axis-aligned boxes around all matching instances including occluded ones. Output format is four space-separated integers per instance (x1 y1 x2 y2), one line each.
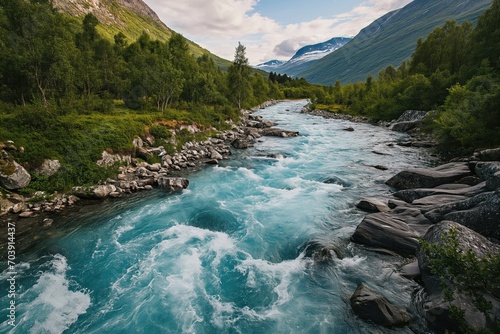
145 0 413 65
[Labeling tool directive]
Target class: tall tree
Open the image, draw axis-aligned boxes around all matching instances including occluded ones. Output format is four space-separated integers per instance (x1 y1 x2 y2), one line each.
227 42 251 109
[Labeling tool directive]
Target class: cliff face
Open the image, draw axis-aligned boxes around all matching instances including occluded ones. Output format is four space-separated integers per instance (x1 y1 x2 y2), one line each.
53 0 167 29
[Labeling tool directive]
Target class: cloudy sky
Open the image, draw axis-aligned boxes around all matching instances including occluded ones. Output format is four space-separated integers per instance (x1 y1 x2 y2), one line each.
143 0 413 65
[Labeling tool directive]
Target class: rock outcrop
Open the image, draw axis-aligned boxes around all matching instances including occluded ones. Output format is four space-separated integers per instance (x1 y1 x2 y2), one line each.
35 159 61 177
389 110 428 133
0 161 31 190
350 284 411 327
416 221 500 333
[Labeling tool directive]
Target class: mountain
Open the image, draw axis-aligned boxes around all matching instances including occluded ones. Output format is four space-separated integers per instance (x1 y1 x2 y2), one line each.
255 37 352 76
299 0 493 85
53 0 231 69
255 60 286 69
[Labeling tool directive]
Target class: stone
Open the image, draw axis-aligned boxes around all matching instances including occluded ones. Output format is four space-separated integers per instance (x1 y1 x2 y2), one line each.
231 138 254 149
0 161 31 190
205 159 218 165
389 110 428 133
11 202 25 214
399 261 420 279
210 149 223 161
386 162 472 190
132 136 144 148
96 151 131 167
417 221 500 333
351 212 421 257
475 147 500 161
424 191 500 239
260 128 299 137
356 198 390 213
350 284 411 327
475 162 500 190
72 185 117 199
35 159 61 177
19 211 34 218
157 177 189 191
393 182 486 203
343 127 355 132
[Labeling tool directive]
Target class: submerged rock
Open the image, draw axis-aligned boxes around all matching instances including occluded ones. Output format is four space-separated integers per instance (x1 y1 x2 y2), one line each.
350 284 411 327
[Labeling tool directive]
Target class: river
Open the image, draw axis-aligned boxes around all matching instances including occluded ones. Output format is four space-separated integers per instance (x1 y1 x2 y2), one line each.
1 100 435 333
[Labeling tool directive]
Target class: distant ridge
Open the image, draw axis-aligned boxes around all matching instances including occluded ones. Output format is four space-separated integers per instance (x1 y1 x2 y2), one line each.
299 0 493 85
255 37 352 77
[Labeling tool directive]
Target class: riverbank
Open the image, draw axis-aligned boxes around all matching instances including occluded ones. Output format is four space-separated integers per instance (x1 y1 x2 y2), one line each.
0 100 300 253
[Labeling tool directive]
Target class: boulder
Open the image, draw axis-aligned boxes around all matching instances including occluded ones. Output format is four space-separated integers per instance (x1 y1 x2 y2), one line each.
475 162 500 191
231 138 254 149
35 159 61 177
389 110 428 133
351 212 421 257
356 198 390 213
96 151 131 167
475 147 500 161
386 162 472 190
424 191 500 239
72 184 117 199
0 161 31 190
350 284 411 327
260 128 299 137
157 177 189 191
393 182 486 203
210 149 223 160
417 221 500 333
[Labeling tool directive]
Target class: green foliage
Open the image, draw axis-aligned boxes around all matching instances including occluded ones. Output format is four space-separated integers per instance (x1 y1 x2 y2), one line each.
420 228 500 333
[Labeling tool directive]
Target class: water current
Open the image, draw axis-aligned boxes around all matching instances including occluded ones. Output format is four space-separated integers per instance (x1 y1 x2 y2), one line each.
1 100 436 333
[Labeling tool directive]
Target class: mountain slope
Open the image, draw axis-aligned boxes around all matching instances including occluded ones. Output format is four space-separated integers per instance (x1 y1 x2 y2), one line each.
256 37 351 76
53 0 231 69
299 0 492 85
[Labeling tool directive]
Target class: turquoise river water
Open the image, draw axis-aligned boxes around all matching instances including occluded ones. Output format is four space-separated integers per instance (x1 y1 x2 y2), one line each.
1 100 436 333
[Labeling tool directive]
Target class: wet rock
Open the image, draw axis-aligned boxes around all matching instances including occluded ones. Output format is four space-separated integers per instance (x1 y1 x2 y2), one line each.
343 127 355 132
393 182 487 203
231 138 254 149
475 162 500 191
19 211 34 218
157 177 189 191
260 128 299 137
350 284 411 327
72 185 117 199
399 261 420 279
386 162 472 190
356 198 390 213
351 212 421 257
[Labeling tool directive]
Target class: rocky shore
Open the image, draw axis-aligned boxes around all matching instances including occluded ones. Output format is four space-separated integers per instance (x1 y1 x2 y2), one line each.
302 104 500 332
350 153 500 332
0 100 301 251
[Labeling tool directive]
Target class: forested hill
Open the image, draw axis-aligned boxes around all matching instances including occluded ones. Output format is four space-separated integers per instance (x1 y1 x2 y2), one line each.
300 0 492 85
52 0 231 69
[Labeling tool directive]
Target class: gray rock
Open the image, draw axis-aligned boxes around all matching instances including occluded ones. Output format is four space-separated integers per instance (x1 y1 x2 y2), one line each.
0 161 31 190
399 261 420 279
386 162 472 190
157 177 189 191
72 185 117 199
351 212 421 257
19 211 34 218
260 128 299 137
417 221 500 333
210 149 223 160
96 151 131 167
389 110 428 133
35 159 61 177
394 182 486 203
475 147 500 161
350 284 411 327
424 191 500 239
356 198 390 213
475 162 500 190
231 138 254 149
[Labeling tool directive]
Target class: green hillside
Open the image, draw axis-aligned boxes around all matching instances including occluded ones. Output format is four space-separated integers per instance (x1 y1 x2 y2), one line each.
300 0 492 85
53 0 232 69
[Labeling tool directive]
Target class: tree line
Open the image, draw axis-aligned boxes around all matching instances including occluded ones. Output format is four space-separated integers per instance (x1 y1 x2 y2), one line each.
312 0 500 155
